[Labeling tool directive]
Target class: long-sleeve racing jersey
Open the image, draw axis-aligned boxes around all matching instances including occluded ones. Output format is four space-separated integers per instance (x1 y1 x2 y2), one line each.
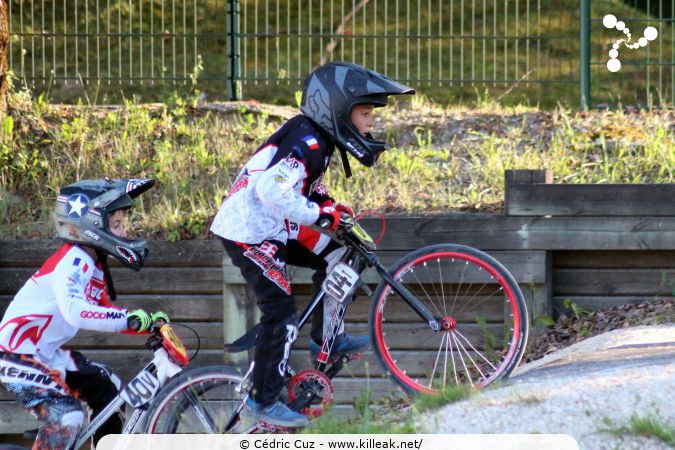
0 243 128 371
210 114 335 244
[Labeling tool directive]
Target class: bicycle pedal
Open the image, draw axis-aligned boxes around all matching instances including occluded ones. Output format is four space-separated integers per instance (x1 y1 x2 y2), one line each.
331 351 362 364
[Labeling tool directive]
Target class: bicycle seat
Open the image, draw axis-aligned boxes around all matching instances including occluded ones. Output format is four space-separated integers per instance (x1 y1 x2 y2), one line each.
224 323 261 353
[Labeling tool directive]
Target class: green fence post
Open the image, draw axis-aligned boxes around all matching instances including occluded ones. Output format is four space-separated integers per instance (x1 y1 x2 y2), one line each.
227 0 241 101
580 0 591 110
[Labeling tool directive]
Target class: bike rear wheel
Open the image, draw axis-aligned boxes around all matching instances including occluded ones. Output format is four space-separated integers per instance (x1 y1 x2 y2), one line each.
369 244 529 395
143 366 244 434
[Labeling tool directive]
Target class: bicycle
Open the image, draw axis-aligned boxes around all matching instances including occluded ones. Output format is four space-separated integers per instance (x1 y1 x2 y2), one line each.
0 322 198 450
141 215 529 433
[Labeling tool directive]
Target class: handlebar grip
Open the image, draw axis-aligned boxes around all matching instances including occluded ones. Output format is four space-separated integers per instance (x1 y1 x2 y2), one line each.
127 317 141 331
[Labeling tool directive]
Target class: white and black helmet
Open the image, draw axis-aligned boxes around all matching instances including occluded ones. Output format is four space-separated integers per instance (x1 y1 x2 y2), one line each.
300 62 415 168
54 178 154 271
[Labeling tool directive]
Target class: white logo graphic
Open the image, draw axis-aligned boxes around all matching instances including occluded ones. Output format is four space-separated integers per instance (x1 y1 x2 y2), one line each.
66 194 89 218
603 14 658 72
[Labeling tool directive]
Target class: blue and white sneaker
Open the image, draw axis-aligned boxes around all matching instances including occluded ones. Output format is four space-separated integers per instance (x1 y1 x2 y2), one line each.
309 334 370 362
240 397 309 428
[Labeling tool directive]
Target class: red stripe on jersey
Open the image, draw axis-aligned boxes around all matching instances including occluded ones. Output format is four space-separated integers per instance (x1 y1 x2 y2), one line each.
32 243 75 280
297 226 321 251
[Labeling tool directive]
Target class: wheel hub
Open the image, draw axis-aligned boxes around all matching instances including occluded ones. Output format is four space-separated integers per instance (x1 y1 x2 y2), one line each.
440 315 457 330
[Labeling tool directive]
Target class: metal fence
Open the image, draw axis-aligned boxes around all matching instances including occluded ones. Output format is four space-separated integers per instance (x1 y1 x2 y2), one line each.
6 0 674 107
7 0 230 101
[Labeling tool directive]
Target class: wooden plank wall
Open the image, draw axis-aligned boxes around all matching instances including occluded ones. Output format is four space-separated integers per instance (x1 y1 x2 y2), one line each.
504 170 675 314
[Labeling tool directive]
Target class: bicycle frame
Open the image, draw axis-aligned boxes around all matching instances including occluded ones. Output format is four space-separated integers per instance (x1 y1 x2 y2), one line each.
68 327 186 448
225 220 442 400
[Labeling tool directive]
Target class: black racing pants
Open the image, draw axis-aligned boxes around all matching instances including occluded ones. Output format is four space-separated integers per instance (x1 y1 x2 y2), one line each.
222 236 342 406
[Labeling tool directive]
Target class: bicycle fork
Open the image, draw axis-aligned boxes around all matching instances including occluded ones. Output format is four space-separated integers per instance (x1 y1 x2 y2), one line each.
374 262 442 331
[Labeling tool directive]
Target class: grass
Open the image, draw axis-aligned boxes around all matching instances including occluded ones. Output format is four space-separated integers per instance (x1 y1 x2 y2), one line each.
1 79 674 240
304 385 417 434
412 384 475 413
600 414 675 446
7 0 674 107
305 380 474 434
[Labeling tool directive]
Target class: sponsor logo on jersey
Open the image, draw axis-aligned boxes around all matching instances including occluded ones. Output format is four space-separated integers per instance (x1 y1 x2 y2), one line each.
310 173 328 196
0 315 53 352
228 170 250 197
80 310 125 320
243 243 291 295
283 154 301 170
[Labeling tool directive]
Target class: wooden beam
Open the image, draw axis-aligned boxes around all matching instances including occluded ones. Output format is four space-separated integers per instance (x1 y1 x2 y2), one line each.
506 184 675 216
554 268 675 296
361 215 675 250
0 267 223 295
0 240 223 267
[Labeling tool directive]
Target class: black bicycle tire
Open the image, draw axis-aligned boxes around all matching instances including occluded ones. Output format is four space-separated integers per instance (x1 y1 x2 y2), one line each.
368 243 529 395
142 365 244 434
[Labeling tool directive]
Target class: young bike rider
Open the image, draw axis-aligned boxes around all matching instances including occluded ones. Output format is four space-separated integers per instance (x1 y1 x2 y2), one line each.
0 178 168 449
210 62 415 427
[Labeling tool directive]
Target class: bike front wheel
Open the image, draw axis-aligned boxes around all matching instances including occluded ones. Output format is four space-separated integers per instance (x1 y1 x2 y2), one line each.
143 366 245 434
369 244 529 395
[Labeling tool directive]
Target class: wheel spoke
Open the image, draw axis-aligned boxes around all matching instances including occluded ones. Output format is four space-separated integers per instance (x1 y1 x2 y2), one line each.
450 260 469 314
183 389 217 433
409 269 444 318
452 332 488 382
449 331 459 385
454 329 499 372
145 372 244 434
437 258 447 316
428 330 447 389
450 332 475 386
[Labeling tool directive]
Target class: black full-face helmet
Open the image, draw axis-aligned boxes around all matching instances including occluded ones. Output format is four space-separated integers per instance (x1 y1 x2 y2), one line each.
54 178 154 271
300 62 415 168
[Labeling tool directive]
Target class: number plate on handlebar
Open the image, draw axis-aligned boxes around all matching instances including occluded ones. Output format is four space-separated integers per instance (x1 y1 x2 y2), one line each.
322 263 360 303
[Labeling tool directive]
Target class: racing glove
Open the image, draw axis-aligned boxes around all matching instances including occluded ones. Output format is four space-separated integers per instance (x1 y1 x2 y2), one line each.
150 311 170 324
127 309 152 332
321 200 354 217
316 206 341 232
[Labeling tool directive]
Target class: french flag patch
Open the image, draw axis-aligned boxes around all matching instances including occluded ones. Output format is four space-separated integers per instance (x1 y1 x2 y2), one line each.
303 136 319 150
73 257 89 273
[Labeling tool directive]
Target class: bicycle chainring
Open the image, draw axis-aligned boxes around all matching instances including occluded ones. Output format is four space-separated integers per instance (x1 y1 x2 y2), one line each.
287 369 334 418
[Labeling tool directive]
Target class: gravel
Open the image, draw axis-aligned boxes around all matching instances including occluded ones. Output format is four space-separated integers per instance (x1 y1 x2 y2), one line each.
419 325 675 450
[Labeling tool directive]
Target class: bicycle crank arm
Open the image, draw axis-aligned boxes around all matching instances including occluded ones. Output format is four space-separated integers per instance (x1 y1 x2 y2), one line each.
289 388 319 412
375 264 441 331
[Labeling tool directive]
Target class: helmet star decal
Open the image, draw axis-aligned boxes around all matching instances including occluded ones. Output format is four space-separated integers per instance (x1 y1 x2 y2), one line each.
66 194 89 218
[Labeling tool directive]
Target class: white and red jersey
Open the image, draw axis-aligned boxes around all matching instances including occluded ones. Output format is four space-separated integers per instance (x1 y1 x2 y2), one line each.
0 243 128 372
210 115 334 244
